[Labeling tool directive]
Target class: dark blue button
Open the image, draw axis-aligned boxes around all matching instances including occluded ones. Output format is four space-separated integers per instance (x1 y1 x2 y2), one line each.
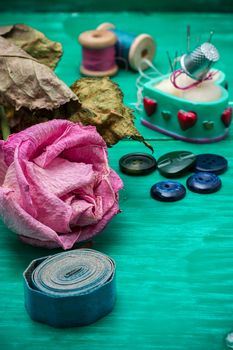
194 154 228 175
150 181 186 202
186 172 221 194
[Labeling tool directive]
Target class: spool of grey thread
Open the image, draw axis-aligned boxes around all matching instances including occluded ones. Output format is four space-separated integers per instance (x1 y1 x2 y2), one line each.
180 42 220 81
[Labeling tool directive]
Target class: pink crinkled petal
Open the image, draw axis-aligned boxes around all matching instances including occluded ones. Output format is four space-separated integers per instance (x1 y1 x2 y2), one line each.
70 195 120 243
63 144 109 173
13 144 37 217
24 158 95 232
2 123 72 217
20 231 81 249
30 157 95 197
0 188 66 248
0 187 82 250
0 141 7 186
33 123 106 168
95 172 123 214
3 119 74 166
2 162 22 203
37 172 121 247
69 195 103 227
109 169 124 193
69 173 123 243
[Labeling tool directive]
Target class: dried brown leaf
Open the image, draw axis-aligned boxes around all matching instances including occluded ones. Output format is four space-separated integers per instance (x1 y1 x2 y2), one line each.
0 24 62 69
0 37 79 113
70 77 152 150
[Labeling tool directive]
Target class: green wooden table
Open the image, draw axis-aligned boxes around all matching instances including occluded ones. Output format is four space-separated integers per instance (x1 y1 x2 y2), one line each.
1 12 233 350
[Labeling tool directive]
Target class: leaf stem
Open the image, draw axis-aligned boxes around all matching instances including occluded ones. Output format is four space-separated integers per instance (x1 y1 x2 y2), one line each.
0 105 10 140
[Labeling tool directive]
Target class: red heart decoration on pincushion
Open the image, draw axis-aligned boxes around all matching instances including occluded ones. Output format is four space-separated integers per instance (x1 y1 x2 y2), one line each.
221 107 232 127
177 110 197 130
143 97 157 116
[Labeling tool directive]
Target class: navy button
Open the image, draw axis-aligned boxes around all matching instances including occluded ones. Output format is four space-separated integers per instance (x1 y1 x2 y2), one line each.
186 172 221 194
157 151 196 178
150 181 186 202
194 153 228 175
119 153 156 175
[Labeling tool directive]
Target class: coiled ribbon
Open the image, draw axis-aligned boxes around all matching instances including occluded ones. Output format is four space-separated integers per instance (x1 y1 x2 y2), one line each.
24 249 116 327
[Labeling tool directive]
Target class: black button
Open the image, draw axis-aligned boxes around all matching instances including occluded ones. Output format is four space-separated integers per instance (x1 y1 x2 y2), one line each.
119 153 156 175
150 181 186 202
193 153 228 175
186 172 221 194
157 151 196 178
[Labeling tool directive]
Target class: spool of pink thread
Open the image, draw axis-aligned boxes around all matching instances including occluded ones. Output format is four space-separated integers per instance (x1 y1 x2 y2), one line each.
78 30 118 77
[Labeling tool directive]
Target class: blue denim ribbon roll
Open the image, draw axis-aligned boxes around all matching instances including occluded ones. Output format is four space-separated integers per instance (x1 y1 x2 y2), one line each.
23 249 116 327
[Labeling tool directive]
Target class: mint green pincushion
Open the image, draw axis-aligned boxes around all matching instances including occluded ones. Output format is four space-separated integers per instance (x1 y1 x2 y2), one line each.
141 71 231 143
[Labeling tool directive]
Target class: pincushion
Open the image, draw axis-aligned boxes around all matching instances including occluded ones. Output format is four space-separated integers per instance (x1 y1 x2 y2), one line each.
141 70 231 143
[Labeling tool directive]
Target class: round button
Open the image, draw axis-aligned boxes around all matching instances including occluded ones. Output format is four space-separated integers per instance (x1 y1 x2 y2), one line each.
186 172 221 194
150 181 186 202
119 153 156 175
193 153 228 175
225 332 233 349
157 151 196 178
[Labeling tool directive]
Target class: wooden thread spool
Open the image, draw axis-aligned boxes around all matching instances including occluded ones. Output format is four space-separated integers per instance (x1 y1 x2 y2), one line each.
78 30 118 77
97 22 156 71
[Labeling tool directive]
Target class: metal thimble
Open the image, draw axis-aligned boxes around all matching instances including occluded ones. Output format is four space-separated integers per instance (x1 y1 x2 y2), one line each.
180 42 220 80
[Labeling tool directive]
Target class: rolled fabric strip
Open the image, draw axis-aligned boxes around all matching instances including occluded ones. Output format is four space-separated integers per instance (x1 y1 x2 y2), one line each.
23 249 116 327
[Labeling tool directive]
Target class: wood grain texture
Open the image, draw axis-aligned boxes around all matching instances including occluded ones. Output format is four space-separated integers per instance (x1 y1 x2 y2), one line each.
1 0 233 13
0 12 233 350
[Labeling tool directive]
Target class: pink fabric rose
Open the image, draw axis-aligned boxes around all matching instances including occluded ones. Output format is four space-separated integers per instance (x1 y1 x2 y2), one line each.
0 120 123 249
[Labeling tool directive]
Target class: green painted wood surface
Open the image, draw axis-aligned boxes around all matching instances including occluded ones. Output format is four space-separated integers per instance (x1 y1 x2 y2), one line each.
1 0 233 13
0 12 233 350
